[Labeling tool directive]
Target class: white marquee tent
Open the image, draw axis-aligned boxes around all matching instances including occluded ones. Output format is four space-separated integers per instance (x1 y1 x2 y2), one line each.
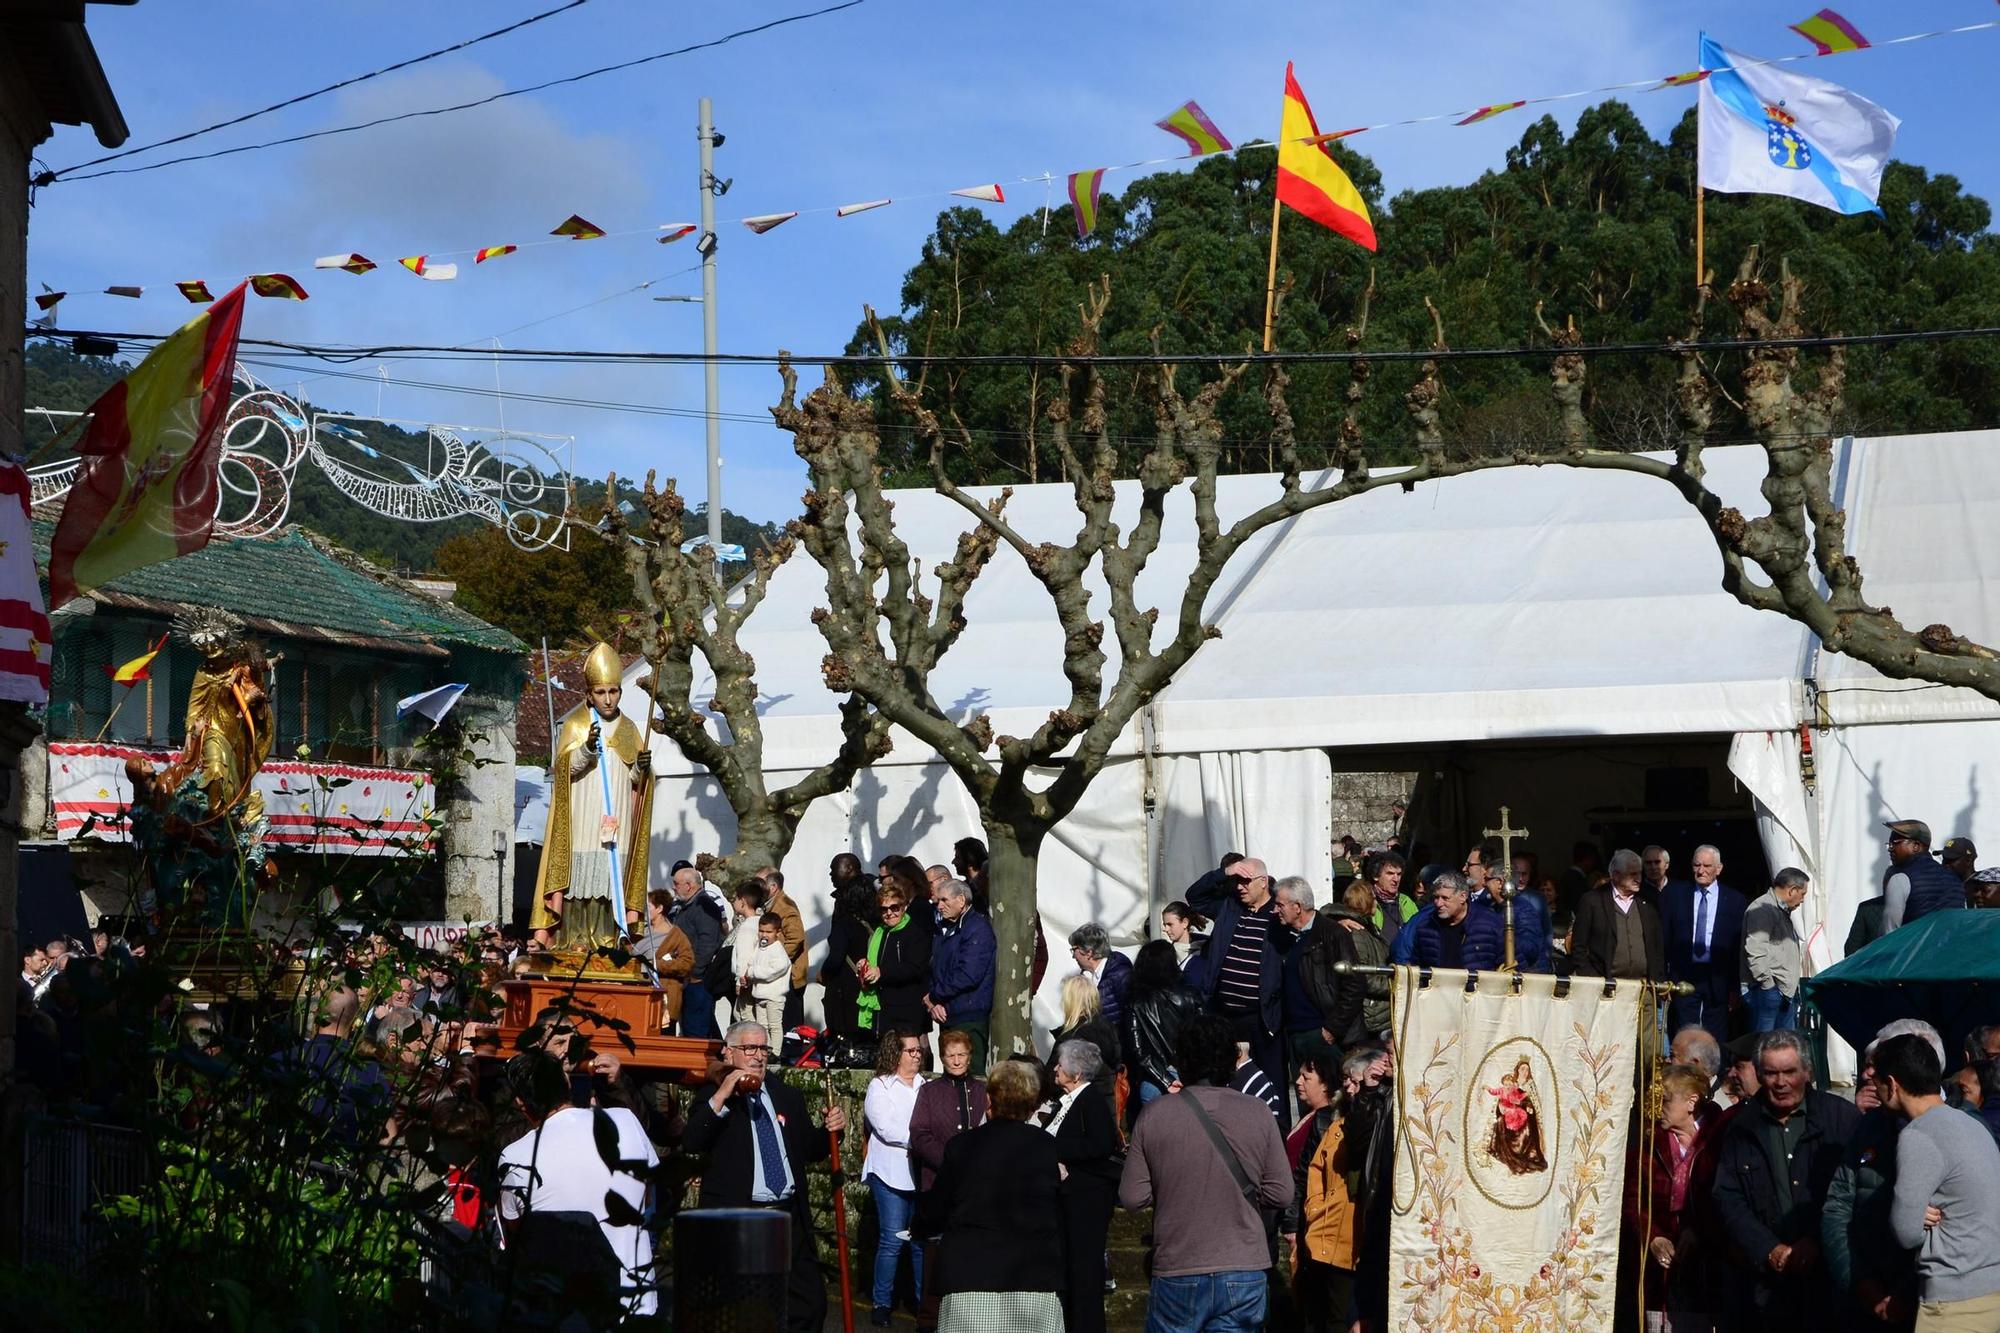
570 431 2000 1063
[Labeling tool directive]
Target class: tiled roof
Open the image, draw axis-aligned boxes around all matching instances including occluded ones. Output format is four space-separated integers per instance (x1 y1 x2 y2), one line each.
36 523 523 656
516 648 641 756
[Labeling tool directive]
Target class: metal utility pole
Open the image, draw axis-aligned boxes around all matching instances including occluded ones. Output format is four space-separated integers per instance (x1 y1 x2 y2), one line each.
697 97 724 559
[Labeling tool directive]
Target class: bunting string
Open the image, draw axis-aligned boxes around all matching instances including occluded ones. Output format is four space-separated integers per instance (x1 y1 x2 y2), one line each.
32 12 1998 312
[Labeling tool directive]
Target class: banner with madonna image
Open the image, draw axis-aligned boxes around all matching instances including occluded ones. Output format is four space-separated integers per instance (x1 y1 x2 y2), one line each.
1388 966 1645 1332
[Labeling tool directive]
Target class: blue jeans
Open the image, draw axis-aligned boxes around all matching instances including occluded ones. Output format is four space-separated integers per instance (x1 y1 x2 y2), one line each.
867 1176 920 1310
1744 983 1794 1034
1145 1269 1267 1332
1138 1079 1168 1108
680 981 716 1038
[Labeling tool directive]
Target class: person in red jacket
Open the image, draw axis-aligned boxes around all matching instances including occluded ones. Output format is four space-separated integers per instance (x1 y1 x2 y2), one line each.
1622 1063 1727 1331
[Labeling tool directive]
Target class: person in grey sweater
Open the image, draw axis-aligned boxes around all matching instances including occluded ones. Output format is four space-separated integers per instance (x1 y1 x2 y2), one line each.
1875 1033 2000 1326
1740 868 1809 1034
1120 1011 1292 1330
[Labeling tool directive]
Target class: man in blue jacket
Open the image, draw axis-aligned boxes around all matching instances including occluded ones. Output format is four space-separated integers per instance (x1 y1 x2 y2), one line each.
1464 838 1548 972
925 878 995 1069
1185 856 1289 1119
1392 870 1505 971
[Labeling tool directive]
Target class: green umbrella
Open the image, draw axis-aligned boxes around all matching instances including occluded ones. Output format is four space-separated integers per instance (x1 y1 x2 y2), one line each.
1800 910 2000 1066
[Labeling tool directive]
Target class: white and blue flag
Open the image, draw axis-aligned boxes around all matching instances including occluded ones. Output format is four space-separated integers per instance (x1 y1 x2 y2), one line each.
396 682 468 727
1696 33 1898 215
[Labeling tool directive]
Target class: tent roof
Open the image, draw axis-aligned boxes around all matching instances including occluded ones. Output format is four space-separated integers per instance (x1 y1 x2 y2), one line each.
638 432 2000 773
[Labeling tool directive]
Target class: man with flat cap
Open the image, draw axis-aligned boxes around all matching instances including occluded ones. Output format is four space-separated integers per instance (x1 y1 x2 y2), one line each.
1882 819 1967 932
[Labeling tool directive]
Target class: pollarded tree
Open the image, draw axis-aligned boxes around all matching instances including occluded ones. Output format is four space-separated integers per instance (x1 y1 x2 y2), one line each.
604 473 895 889
783 259 2000 1058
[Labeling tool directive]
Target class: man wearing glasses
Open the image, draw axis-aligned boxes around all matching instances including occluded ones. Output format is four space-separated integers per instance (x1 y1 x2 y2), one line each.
1882 820 1967 932
684 1020 849 1331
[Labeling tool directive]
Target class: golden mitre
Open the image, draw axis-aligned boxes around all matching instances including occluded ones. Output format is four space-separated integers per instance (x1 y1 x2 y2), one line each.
582 641 622 690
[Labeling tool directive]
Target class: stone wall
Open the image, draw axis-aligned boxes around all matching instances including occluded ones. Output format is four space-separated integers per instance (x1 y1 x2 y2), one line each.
441 707 516 927
1329 768 1417 847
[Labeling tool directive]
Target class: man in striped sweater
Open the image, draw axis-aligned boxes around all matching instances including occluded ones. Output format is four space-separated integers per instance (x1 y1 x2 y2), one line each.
1187 856 1290 1128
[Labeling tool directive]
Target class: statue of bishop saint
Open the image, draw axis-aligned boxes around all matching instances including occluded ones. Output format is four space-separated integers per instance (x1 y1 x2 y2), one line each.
530 642 654 949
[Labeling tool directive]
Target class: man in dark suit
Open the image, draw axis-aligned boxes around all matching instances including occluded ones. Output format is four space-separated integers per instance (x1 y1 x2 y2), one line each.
1571 849 1666 982
682 1019 847 1332
1661 843 1745 1037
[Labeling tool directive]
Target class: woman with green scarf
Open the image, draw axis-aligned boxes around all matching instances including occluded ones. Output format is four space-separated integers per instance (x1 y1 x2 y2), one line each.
858 880 934 1039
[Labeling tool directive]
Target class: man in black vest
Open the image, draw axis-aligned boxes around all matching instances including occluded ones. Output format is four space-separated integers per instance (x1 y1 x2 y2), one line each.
1882 820 1968 931
683 1020 847 1331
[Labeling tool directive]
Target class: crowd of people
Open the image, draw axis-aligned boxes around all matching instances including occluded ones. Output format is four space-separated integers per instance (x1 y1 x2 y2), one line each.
16 810 2000 1331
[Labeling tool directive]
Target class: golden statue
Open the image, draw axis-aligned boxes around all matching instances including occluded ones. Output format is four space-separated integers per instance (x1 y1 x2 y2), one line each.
530 642 655 951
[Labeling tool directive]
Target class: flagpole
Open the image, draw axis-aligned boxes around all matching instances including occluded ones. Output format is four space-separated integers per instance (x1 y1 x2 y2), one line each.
1694 102 1705 298
1262 190 1284 353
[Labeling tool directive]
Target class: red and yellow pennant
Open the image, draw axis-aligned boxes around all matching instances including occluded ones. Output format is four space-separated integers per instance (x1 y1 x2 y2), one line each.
176 281 214 303
105 634 169 685
1655 69 1710 89
1069 169 1107 239
1276 63 1376 251
314 253 377 274
474 244 517 263
657 223 697 243
550 213 606 239
1457 101 1528 126
46 284 247 608
249 273 308 300
1791 7 1869 55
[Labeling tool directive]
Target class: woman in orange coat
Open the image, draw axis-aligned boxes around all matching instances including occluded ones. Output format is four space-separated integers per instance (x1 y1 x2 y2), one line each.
1289 1052 1361 1332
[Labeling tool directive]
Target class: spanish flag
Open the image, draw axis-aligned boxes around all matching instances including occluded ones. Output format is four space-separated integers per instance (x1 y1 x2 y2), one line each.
46 283 246 609
105 634 168 685
1276 63 1376 251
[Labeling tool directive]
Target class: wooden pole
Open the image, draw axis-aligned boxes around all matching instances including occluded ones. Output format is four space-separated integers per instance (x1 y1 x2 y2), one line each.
1694 104 1705 297
826 1078 856 1333
1262 189 1284 353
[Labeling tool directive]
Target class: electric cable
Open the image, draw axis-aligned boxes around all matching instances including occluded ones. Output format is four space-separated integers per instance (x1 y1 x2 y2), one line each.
41 1 867 185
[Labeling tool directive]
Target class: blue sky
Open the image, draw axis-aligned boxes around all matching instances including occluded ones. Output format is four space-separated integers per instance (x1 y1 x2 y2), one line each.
27 0 2000 524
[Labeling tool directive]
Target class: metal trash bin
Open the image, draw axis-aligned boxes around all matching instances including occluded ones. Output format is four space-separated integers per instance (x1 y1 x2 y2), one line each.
673 1207 791 1331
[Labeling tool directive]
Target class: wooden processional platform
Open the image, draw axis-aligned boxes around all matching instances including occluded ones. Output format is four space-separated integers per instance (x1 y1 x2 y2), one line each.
500 976 722 1082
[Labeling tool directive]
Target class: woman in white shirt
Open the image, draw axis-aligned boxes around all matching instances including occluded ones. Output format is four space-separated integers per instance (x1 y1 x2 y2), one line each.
862 1027 926 1326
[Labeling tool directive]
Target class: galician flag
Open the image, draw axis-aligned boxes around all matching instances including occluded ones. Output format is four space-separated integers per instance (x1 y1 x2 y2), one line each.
46 283 247 608
1696 33 1898 214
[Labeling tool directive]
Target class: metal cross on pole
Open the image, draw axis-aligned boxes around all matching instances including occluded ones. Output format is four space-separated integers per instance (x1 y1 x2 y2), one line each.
1483 806 1532 973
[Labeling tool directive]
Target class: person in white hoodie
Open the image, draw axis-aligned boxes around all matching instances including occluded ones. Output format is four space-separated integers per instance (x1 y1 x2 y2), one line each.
735 909 792 1042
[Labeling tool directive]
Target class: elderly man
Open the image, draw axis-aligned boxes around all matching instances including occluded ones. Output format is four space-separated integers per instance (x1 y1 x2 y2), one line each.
1664 844 1745 1037
1187 855 1290 1118
1884 819 1967 930
1393 870 1505 971
927 879 996 1069
1671 1025 1725 1107
1743 868 1811 1034
1464 837 1548 972
1572 849 1666 982
1274 877 1332 1079
684 1021 847 1332
1713 1030 1861 1324
667 864 725 1039
1641 845 1674 903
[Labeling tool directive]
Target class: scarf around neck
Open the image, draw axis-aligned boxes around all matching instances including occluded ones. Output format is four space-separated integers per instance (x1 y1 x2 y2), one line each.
855 911 909 1029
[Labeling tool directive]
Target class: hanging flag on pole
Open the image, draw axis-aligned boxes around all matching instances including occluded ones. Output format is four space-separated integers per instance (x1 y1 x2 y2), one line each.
1068 168 1106 239
1276 64 1377 250
1790 8 1869 55
396 682 469 727
1696 33 1898 214
474 245 517 263
105 634 169 685
0 464 52 705
950 184 1005 203
46 283 247 609
1155 100 1233 155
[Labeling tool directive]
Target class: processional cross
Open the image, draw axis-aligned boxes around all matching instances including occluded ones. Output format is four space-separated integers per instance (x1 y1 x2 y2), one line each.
1483 806 1531 972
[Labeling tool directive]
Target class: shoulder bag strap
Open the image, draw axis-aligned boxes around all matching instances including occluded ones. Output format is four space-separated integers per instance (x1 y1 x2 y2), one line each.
1179 1090 1258 1207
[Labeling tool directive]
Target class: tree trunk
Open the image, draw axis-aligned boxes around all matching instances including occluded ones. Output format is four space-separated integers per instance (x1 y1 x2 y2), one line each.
698 799 799 891
982 818 1048 1060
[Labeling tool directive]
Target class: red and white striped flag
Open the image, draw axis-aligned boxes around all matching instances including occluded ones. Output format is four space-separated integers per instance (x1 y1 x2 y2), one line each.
0 464 52 704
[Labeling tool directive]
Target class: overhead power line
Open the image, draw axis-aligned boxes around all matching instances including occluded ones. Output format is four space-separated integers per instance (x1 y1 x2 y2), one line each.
40 1 868 185
38 1 592 184
34 320 2000 368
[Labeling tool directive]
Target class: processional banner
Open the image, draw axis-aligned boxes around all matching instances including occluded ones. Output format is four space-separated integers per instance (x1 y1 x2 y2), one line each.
1388 966 1644 1332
